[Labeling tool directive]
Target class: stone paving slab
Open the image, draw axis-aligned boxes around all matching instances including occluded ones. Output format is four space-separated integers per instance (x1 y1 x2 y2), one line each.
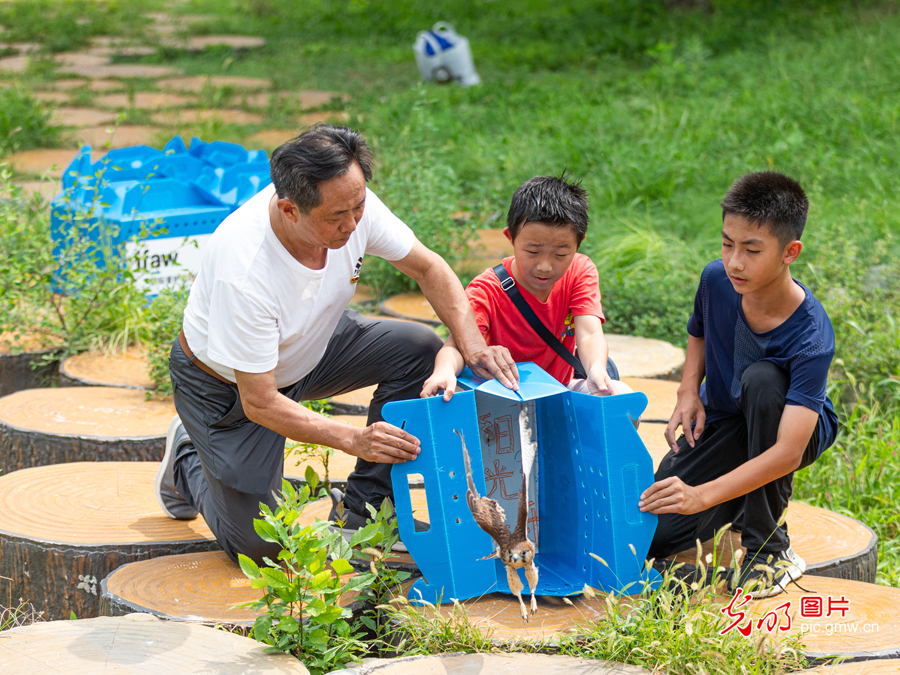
8 148 105 178
53 52 111 68
87 78 127 92
88 45 158 57
94 92 194 110
299 110 350 125
31 91 70 103
74 125 164 149
50 107 119 127
331 654 653 675
164 35 266 51
152 108 265 125
247 129 299 148
0 55 31 73
159 75 272 92
57 64 182 78
245 90 346 109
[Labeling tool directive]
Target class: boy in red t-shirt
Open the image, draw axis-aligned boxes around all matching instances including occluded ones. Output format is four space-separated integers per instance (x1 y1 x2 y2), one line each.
421 174 633 402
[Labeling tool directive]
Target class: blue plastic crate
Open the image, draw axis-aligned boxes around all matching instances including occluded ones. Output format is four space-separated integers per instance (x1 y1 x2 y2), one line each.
386 362 662 604
194 161 272 211
51 135 273 294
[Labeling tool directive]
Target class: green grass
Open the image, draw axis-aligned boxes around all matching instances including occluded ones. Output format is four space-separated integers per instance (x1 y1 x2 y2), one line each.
0 88 62 156
0 1 898 660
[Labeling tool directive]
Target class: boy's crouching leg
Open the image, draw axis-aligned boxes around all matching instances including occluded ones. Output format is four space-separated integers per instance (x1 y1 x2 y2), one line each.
739 361 793 554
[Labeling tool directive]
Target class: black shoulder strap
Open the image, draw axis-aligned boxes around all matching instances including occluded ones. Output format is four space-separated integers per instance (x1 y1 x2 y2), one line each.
492 264 586 380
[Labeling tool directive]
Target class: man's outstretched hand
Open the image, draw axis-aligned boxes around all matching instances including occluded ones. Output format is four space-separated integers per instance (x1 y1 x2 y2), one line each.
466 344 520 391
351 422 421 464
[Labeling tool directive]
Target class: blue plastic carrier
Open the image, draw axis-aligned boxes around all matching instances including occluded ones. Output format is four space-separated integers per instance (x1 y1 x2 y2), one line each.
386 362 662 605
50 136 273 294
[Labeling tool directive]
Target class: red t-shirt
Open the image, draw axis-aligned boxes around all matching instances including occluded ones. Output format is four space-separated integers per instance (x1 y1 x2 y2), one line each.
465 253 605 384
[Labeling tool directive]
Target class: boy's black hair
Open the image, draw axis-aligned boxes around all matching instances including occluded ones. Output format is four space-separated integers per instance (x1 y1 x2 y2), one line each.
506 173 589 245
721 171 808 247
271 124 373 214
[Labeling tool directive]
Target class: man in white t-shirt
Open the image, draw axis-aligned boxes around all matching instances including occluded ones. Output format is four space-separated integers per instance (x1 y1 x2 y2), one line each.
155 125 519 564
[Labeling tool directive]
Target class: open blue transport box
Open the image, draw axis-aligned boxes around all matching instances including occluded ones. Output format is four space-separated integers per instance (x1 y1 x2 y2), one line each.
385 362 662 605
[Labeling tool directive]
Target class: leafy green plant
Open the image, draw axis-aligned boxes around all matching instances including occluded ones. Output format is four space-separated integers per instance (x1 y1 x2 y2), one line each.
0 172 149 357
142 286 190 396
237 471 410 674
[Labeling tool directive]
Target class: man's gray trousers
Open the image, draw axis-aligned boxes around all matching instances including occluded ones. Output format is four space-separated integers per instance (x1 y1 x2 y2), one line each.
168 309 442 564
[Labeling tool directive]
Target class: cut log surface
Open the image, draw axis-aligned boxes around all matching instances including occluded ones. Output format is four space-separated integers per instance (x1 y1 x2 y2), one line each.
0 614 310 674
607 334 685 381
379 292 441 326
621 377 678 422
668 502 877 583
0 462 217 620
799 660 900 673
348 653 652 674
0 331 60 397
397 586 613 642
0 387 175 474
59 345 154 389
101 550 357 628
747 576 900 660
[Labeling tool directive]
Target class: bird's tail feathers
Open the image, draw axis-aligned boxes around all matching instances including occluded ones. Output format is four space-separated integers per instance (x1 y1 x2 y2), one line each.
454 428 480 500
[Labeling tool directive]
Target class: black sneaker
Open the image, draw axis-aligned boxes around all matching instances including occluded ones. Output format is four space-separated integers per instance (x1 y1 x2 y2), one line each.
328 488 428 553
155 416 199 520
730 546 806 598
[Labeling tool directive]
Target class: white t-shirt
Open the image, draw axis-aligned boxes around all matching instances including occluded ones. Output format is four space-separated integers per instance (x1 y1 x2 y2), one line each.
182 184 415 387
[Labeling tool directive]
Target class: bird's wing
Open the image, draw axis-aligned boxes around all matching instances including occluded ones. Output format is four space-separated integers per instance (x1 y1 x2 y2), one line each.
519 407 537 480
456 428 513 546
513 407 537 541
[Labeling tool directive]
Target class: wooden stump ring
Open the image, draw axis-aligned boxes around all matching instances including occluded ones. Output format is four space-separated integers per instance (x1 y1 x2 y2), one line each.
0 387 175 474
59 345 154 390
0 462 217 620
0 614 310 673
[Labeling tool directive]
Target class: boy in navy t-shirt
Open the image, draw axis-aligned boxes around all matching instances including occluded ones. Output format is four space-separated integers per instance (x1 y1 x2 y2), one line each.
638 171 839 598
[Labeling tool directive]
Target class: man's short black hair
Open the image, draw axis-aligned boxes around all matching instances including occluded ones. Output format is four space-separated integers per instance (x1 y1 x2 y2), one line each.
506 174 589 245
270 124 374 214
721 171 809 246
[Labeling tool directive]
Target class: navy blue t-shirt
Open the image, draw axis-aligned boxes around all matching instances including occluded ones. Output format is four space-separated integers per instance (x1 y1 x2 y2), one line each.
687 260 838 457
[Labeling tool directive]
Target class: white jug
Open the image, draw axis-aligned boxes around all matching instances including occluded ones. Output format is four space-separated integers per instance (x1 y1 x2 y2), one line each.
413 22 481 87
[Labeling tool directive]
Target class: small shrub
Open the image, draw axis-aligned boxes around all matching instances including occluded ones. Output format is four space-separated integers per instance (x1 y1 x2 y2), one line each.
238 471 411 674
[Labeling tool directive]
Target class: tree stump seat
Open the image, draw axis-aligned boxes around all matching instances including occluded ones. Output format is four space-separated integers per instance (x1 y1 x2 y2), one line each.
0 462 217 620
58 345 154 390
664 501 877 584
0 614 309 674
799 660 900 673
101 550 357 630
0 387 175 475
0 331 60 397
348 653 653 674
